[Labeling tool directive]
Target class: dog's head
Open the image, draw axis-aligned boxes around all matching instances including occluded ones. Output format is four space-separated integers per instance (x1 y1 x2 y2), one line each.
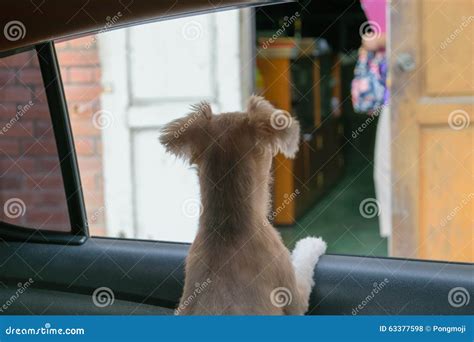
159 96 300 176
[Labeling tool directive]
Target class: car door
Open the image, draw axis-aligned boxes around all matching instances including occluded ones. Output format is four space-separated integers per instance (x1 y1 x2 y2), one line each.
0 0 473 316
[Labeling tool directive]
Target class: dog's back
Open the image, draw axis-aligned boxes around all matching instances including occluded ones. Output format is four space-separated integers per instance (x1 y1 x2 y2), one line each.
178 224 299 315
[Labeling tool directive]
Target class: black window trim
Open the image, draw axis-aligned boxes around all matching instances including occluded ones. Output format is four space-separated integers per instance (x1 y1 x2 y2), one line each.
0 42 88 245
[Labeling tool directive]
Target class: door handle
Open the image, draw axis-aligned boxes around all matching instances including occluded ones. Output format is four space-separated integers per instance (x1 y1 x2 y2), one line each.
396 52 416 72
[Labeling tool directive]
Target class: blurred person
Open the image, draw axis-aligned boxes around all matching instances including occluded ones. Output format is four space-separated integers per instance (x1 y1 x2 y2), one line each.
352 0 390 238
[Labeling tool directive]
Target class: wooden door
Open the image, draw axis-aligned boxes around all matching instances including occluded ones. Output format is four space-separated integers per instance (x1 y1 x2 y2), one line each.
391 0 473 262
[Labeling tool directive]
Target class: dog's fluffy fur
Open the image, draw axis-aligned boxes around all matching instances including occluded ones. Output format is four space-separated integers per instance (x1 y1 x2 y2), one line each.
160 96 326 315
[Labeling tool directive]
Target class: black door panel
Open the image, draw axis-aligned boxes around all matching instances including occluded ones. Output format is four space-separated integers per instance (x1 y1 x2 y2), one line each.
0 237 472 315
312 254 473 315
0 285 171 315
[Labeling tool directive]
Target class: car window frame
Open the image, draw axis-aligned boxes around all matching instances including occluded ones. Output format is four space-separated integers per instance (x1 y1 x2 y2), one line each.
0 42 88 245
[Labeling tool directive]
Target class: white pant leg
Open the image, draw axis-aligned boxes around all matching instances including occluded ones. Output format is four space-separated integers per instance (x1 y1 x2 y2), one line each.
373 106 392 238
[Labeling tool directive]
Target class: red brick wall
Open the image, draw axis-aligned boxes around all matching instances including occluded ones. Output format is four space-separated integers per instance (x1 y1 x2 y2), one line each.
56 37 106 236
0 50 70 231
0 39 106 236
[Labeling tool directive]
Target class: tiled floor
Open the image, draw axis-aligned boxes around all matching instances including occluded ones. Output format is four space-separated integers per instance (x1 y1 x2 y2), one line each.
280 155 388 257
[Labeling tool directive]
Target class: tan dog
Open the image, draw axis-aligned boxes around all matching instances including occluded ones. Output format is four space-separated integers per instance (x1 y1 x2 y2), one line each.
160 96 326 315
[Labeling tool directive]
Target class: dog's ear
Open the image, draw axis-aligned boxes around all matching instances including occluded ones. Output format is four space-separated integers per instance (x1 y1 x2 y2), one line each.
159 101 212 161
247 95 300 158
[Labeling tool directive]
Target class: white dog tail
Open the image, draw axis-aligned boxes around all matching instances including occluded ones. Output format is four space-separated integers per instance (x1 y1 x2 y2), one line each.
291 237 327 304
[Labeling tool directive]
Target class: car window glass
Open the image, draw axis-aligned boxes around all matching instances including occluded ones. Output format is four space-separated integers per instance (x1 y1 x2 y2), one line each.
0 49 71 232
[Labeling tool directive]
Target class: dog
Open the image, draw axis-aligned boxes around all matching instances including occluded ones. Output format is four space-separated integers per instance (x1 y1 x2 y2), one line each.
160 96 326 315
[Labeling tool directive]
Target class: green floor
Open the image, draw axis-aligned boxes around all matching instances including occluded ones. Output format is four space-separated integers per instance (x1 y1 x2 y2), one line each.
280 153 388 257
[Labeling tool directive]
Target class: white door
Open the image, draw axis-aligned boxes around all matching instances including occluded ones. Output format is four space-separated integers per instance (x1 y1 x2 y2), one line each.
98 10 252 242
